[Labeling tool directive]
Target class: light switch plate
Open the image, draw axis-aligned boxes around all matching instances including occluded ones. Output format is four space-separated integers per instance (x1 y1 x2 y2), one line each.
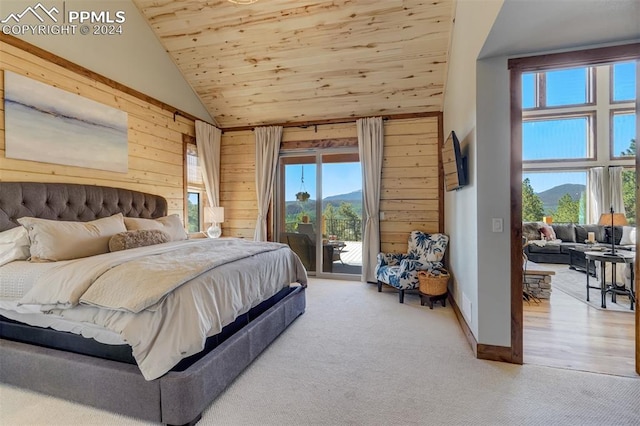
492 218 503 233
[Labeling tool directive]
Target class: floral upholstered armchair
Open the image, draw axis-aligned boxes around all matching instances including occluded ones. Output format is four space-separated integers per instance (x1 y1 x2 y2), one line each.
375 231 449 303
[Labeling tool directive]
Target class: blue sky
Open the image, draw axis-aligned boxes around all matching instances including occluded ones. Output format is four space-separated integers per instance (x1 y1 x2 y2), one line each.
285 162 362 201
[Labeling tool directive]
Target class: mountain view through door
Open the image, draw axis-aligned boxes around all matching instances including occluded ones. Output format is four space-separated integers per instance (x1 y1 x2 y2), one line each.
279 154 362 276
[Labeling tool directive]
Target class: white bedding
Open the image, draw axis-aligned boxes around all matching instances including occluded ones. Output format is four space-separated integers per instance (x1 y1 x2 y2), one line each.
0 238 307 380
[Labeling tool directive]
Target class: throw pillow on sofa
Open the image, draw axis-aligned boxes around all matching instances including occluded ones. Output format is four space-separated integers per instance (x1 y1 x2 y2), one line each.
552 223 576 242
540 224 556 241
619 226 635 245
604 226 623 245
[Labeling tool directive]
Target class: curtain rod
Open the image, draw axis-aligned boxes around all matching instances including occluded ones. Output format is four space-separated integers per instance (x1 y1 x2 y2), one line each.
220 111 440 133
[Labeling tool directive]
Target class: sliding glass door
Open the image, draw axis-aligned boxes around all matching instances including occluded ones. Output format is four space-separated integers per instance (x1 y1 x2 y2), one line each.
278 151 362 278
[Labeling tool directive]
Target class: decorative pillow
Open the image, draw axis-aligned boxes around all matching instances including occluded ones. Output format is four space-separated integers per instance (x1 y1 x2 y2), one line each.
539 224 556 241
109 229 170 252
123 215 187 241
0 226 31 267
551 223 576 242
18 213 126 262
604 226 623 245
619 226 635 245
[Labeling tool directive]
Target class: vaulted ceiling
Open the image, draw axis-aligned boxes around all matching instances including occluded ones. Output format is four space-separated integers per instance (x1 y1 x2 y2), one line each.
133 0 455 128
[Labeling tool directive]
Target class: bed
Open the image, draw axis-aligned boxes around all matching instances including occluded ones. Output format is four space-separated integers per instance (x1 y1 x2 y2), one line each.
0 182 307 425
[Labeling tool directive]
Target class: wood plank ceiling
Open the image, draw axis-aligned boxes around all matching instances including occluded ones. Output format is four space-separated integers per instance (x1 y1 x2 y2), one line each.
133 0 455 128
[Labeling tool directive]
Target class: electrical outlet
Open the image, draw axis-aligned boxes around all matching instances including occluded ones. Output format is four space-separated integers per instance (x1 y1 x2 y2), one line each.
492 218 503 233
379 211 385 220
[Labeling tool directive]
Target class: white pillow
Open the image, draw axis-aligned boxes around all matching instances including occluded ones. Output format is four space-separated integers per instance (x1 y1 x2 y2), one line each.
123 214 187 241
18 214 126 261
0 226 31 266
619 226 635 245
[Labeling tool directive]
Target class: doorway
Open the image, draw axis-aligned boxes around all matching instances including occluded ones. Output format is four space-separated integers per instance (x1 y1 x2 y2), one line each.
509 44 640 376
277 151 363 278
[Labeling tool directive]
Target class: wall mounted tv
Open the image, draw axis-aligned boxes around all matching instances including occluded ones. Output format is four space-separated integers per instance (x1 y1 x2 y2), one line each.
442 131 468 191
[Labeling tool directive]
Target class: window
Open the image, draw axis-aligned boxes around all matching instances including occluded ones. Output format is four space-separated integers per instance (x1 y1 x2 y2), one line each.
611 110 636 158
521 66 592 109
185 143 205 233
522 60 636 224
522 73 536 109
611 61 636 102
523 115 591 161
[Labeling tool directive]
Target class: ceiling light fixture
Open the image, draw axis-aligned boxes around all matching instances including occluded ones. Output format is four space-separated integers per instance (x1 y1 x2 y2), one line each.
228 0 259 4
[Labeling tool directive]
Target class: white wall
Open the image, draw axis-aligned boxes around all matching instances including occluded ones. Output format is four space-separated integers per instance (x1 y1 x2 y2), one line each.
475 56 511 346
442 0 504 341
1 0 213 123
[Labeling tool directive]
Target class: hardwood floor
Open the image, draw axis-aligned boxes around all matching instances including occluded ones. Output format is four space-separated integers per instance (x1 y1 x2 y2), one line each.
523 276 636 378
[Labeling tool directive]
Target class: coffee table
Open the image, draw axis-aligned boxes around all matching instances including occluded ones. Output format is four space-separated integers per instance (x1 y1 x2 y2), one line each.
568 245 601 276
585 251 635 310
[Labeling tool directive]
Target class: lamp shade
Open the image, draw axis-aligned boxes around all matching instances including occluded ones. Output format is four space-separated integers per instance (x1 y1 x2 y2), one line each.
597 212 627 226
208 206 225 223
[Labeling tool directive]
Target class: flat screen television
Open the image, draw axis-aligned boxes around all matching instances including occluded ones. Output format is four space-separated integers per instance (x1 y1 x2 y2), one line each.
442 131 467 191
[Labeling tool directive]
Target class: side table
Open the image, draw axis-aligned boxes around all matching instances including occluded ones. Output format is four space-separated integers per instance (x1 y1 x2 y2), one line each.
585 251 635 310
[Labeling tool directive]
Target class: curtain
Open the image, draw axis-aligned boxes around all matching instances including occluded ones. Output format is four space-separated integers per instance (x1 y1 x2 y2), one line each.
609 166 625 215
588 167 605 223
195 121 222 208
254 126 283 241
357 117 384 283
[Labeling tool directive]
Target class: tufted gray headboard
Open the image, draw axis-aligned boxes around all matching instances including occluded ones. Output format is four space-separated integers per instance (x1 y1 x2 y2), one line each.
0 182 168 232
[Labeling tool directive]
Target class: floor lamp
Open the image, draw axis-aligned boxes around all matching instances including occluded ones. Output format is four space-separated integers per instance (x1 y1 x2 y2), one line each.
598 207 628 256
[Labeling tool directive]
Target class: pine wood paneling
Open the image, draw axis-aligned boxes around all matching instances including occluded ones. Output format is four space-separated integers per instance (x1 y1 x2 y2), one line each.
0 41 192 219
380 117 440 253
219 130 256 237
133 0 455 128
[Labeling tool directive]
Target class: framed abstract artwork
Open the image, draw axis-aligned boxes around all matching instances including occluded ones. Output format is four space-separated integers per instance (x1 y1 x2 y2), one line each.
4 71 128 173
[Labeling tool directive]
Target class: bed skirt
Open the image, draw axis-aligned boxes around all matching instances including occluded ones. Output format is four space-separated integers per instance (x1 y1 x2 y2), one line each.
0 285 306 425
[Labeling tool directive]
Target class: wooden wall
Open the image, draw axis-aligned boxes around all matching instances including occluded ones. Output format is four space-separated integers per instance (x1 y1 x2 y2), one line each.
380 117 441 253
220 130 257 238
220 116 442 250
0 39 193 218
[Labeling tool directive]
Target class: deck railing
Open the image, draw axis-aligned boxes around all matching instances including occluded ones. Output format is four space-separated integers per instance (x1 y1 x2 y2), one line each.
285 218 362 241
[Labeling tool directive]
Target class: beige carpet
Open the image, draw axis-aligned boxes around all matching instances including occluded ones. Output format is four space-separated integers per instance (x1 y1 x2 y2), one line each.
1 279 639 425
539 263 634 313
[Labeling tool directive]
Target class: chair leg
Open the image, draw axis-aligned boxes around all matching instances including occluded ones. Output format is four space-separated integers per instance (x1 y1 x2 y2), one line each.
377 281 382 292
398 290 404 304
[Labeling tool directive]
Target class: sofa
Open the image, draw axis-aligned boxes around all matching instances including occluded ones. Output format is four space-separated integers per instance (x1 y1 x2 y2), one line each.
522 222 635 266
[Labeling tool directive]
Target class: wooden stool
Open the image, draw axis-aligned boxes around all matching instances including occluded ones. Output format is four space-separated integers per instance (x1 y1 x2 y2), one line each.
419 291 448 309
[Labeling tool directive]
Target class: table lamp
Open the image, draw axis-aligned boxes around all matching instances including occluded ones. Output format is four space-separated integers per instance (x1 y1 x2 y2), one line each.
597 207 627 256
206 206 225 238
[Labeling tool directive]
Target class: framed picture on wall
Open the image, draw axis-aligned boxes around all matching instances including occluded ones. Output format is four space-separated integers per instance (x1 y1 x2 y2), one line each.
4 70 128 173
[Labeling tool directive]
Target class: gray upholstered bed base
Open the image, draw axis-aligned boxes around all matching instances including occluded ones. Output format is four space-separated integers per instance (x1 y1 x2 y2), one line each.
0 182 307 425
1 286 305 424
